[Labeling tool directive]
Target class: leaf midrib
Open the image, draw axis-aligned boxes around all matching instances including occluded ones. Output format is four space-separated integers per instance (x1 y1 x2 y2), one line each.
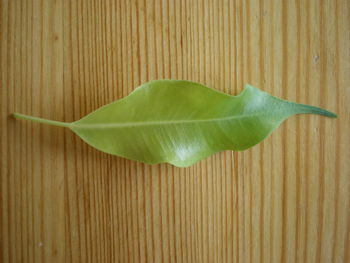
71 111 273 129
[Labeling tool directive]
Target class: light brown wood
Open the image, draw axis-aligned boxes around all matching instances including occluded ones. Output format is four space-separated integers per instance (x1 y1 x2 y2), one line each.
1 0 350 262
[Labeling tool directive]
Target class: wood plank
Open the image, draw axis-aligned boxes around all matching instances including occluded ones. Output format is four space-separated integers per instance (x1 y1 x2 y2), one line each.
1 0 349 262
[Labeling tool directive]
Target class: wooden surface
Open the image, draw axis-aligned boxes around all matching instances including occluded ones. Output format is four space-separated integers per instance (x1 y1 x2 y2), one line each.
1 0 350 262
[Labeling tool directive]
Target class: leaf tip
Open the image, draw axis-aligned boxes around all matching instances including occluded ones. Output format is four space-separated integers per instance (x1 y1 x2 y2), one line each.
294 104 338 118
327 111 338 118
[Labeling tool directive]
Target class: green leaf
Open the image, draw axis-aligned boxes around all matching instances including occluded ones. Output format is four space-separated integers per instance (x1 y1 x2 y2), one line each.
13 80 337 167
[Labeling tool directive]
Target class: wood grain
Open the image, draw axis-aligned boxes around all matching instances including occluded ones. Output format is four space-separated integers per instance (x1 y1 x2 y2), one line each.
1 0 350 262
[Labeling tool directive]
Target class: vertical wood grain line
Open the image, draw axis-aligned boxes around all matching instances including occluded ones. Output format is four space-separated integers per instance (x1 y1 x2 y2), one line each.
108 0 117 100
71 1 83 259
84 2 95 261
92 0 101 106
126 0 138 251
154 1 164 260
173 0 179 78
82 0 93 259
232 1 240 262
259 0 265 262
166 0 172 78
5 1 11 262
343 1 350 261
62 0 71 261
39 2 45 262
144 0 156 261
303 0 311 260
149 166 156 263
22 1 28 262
244 1 252 261
14 1 20 260
0 1 3 258
238 0 245 260
126 163 134 263
0 1 7 262
225 1 232 261
135 0 141 85
331 0 341 261
220 1 226 256
281 1 288 262
158 165 165 262
316 0 326 261
116 2 124 261
105 1 113 257
29 2 35 262
18 3 24 260
24 21 31 256
171 166 178 263
153 0 159 79
269 0 275 261
295 0 302 260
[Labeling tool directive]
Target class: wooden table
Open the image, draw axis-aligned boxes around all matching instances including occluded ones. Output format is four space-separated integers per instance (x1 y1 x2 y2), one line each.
1 0 349 262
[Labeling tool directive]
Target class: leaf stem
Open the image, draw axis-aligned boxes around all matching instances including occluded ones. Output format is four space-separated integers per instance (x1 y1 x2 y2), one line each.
12 113 72 128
